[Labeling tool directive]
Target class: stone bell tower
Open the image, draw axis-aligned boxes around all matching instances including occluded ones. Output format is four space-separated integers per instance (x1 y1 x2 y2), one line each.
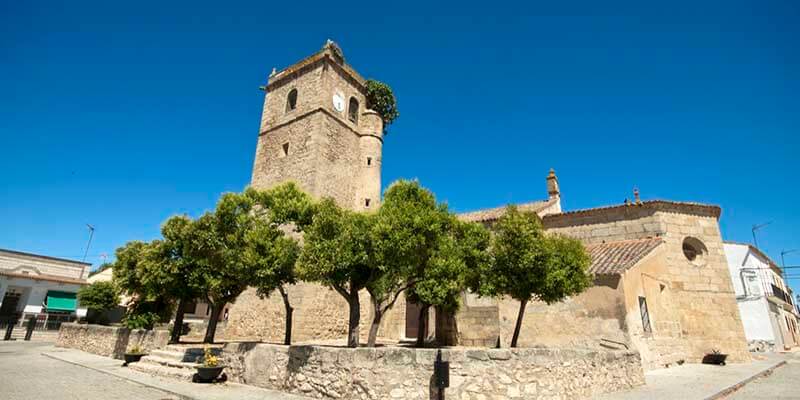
250 40 383 211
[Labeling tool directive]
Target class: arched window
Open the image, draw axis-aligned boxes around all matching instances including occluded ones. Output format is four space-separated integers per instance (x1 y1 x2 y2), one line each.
348 97 359 123
286 89 298 113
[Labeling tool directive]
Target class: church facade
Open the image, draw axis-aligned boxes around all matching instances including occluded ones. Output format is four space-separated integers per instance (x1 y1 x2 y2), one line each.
225 42 750 370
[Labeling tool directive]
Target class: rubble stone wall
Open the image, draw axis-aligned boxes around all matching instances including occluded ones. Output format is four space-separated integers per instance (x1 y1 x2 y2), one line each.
222 343 644 400
56 323 169 359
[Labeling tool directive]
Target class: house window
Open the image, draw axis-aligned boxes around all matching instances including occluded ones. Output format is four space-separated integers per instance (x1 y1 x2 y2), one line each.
282 142 290 157
639 296 652 333
367 157 372 166
348 97 359 123
182 301 197 314
365 198 371 208
286 89 298 113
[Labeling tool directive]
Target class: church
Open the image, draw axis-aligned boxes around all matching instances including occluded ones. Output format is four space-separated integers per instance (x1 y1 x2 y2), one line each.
224 41 751 370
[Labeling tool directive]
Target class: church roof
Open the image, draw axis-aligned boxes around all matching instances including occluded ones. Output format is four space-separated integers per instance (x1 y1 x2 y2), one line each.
457 199 556 223
544 200 722 222
585 237 664 275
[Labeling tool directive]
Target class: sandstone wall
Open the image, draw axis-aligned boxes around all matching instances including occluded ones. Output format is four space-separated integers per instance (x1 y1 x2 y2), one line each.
56 323 169 359
544 205 750 367
498 275 630 349
655 211 750 363
225 282 404 344
222 343 644 400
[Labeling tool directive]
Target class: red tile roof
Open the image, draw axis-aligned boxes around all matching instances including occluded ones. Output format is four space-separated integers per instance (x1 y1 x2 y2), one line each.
458 199 556 223
586 237 664 275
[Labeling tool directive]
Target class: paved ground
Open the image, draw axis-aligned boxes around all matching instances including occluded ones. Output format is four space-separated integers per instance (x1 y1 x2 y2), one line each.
725 352 800 399
39 343 309 400
4 341 796 399
0 341 174 400
597 353 788 400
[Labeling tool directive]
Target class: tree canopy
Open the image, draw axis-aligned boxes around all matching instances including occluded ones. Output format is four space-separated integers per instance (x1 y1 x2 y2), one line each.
483 206 592 347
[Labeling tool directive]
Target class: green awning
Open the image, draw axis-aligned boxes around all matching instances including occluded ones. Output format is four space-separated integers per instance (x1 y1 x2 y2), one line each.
46 291 77 312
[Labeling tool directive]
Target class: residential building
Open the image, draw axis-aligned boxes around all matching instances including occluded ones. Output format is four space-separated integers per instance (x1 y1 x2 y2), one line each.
724 242 800 351
0 248 89 329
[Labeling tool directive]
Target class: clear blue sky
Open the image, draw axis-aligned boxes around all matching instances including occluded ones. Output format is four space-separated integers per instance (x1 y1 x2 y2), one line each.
1 1 798 290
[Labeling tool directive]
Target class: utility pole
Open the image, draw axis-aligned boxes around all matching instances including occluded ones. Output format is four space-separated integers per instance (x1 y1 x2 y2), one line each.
751 222 771 249
82 224 95 263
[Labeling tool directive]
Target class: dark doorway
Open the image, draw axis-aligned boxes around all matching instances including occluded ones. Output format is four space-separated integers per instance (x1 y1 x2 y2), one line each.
0 292 22 317
405 299 425 339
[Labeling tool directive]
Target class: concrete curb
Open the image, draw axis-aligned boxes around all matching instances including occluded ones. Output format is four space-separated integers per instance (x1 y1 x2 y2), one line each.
42 351 192 400
704 360 788 400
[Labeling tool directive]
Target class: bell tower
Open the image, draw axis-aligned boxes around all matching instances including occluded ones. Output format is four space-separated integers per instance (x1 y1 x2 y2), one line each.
250 41 383 211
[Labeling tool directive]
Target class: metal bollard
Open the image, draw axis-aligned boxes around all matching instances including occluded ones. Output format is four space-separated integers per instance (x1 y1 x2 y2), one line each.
3 320 14 341
434 349 450 400
24 316 36 341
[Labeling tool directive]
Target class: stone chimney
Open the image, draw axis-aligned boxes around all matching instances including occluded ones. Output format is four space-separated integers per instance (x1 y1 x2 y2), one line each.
546 169 562 213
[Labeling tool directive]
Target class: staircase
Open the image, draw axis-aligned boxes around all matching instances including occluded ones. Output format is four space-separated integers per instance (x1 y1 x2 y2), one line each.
128 344 223 381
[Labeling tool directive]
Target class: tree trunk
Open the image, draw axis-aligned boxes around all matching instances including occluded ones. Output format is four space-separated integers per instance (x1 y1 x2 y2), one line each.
435 306 458 346
278 286 293 346
511 298 528 348
367 295 382 347
415 304 430 348
346 290 361 348
203 303 224 344
170 299 186 344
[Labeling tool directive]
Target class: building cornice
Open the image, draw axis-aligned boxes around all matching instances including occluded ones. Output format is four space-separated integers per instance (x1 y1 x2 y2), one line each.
0 270 88 286
267 49 366 92
259 107 382 143
0 248 91 267
543 200 722 226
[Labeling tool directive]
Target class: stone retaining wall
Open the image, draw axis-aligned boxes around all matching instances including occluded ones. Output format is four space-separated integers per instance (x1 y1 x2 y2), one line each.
223 343 644 400
56 323 169 359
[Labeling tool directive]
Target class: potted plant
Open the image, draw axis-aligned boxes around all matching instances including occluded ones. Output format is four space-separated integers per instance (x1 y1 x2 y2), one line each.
194 345 225 382
123 345 147 366
702 348 728 366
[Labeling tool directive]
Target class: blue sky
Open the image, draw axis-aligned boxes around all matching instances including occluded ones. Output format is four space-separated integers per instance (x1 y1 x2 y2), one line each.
1 1 798 290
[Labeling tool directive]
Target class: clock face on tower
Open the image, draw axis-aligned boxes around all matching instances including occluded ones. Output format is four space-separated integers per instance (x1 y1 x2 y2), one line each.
332 92 345 112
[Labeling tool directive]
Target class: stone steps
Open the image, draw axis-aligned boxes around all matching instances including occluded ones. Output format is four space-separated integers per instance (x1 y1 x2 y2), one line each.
127 344 223 382
128 360 197 381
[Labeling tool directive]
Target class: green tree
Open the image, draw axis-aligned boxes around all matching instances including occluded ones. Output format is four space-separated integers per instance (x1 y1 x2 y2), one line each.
140 215 204 343
187 192 258 343
365 79 399 132
77 281 120 324
370 180 459 347
112 240 174 329
243 183 314 346
297 198 374 348
485 206 592 347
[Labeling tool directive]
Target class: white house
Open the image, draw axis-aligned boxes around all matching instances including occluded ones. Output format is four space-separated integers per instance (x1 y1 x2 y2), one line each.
0 248 90 328
725 242 800 351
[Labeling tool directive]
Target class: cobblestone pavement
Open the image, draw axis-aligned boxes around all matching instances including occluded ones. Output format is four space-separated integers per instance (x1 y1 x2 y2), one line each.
0 341 176 400
726 352 800 399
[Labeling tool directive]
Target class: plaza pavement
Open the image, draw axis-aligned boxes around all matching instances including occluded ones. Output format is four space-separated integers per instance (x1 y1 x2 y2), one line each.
2 341 795 399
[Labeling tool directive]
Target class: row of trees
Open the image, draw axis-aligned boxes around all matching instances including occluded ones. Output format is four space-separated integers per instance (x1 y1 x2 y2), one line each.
93 180 591 347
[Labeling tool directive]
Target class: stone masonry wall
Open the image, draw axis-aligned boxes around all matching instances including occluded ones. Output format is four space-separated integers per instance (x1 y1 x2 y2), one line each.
56 323 169 359
222 343 644 400
499 275 630 349
544 205 750 367
225 282 404 343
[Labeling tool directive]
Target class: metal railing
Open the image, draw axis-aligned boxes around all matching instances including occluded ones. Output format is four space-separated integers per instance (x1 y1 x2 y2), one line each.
0 312 76 332
771 284 792 305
